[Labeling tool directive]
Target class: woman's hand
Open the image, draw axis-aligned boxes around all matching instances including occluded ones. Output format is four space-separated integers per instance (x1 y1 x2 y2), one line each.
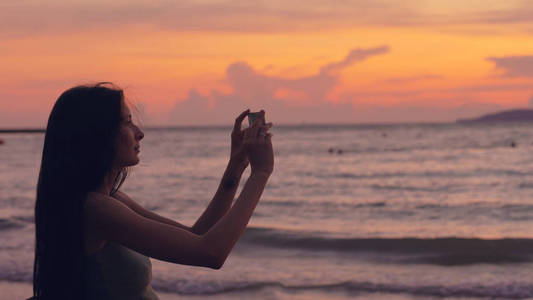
229 109 251 169
243 110 274 176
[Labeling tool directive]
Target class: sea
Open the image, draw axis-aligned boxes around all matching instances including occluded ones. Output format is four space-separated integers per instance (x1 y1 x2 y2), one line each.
3 122 533 299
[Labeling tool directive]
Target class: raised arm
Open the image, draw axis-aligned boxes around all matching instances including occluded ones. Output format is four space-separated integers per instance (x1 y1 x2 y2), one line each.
191 110 272 235
112 190 193 232
84 112 273 269
189 161 247 234
189 110 250 234
111 158 248 235
200 112 274 267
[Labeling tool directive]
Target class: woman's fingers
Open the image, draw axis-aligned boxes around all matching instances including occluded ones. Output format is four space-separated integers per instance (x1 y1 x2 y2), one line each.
261 122 273 133
243 124 272 141
243 110 272 140
257 122 272 138
243 126 251 141
233 109 250 133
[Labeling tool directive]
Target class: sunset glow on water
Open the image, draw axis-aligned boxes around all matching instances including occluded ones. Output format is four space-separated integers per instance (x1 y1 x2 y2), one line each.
4 124 533 299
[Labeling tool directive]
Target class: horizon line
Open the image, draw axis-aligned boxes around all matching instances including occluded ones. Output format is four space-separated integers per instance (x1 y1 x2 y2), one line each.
0 119 520 134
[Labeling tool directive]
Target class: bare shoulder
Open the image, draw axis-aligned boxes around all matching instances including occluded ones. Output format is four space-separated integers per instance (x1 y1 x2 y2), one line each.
86 190 138 214
85 191 110 215
113 190 131 201
84 192 137 233
85 191 127 213
112 190 139 208
84 191 154 248
111 190 149 214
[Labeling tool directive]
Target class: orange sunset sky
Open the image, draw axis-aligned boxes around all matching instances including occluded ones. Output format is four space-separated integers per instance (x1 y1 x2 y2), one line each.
1 0 533 127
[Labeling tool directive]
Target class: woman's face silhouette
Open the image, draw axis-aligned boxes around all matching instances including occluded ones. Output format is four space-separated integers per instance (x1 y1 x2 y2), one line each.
114 100 144 168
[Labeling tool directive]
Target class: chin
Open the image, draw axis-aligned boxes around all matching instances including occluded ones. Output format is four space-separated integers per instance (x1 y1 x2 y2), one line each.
123 157 140 167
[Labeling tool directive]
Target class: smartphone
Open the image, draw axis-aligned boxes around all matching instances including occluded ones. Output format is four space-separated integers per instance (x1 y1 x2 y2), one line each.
248 112 265 127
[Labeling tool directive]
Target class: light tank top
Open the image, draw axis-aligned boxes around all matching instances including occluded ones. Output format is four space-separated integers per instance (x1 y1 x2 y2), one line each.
85 242 159 300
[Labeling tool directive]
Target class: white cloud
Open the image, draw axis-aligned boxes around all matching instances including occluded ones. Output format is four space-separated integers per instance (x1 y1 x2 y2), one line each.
169 47 388 125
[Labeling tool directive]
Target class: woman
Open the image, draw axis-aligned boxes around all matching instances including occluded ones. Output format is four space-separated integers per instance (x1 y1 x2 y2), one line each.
32 82 274 299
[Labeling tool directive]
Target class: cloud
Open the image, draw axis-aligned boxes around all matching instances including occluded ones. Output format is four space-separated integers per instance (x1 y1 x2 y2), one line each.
320 47 389 74
450 82 533 92
383 74 443 84
487 55 533 77
225 46 389 105
170 47 388 125
2 1 533 38
168 46 515 125
0 1 412 37
468 1 533 24
529 95 533 108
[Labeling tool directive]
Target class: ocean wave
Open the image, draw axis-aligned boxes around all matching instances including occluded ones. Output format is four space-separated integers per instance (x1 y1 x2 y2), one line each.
0 218 26 231
414 202 533 213
3 269 533 298
518 182 533 189
405 253 531 265
241 227 533 261
316 140 526 156
305 169 531 181
151 279 533 298
369 183 463 192
261 199 385 209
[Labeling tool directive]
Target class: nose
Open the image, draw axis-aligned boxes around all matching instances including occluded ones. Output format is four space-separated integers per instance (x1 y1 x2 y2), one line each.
136 126 144 141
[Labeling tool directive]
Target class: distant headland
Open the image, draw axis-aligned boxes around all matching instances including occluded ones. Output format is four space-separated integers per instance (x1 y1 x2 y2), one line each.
457 109 533 123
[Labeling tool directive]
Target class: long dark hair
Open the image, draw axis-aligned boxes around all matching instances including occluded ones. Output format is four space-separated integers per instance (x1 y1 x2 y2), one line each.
33 82 128 299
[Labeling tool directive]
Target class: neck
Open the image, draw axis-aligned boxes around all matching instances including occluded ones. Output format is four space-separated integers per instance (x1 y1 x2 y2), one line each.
96 167 121 195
